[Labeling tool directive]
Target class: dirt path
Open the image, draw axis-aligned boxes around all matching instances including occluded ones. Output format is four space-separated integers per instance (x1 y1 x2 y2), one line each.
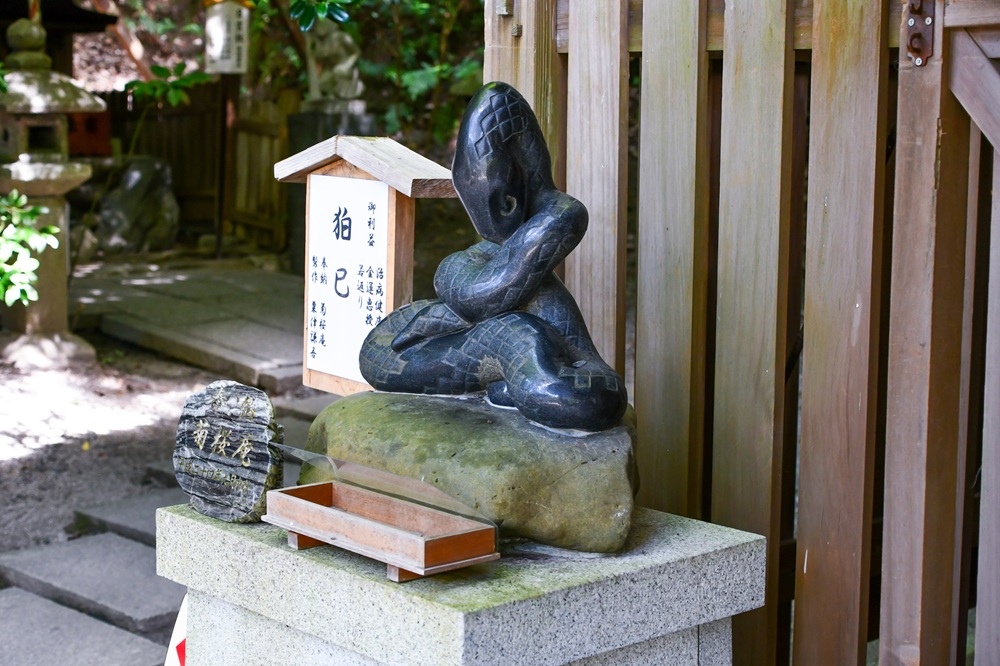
0 332 224 553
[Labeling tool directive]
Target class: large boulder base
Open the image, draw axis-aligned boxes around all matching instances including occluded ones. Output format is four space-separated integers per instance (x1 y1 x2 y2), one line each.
301 392 638 553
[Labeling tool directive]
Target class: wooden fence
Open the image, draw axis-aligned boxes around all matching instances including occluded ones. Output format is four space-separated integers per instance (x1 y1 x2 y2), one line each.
103 83 220 233
102 84 296 249
485 0 999 664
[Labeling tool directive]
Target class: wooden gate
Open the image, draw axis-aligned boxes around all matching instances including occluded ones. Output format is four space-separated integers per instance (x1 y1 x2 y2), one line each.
884 2 1000 663
485 0 996 664
228 91 300 250
104 85 297 250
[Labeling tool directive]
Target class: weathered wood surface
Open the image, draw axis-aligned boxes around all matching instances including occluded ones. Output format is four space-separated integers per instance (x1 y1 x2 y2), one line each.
564 0 629 375
710 0 795 663
231 92 298 249
953 126 990 666
970 27 1000 57
553 0 903 52
483 0 566 188
793 0 889 662
263 481 498 576
880 3 972 661
634 0 710 517
945 0 1000 27
949 28 1000 150
174 381 283 523
977 147 1000 666
274 136 456 199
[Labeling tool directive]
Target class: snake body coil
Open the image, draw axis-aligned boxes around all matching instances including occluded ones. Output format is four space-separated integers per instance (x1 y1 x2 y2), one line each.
359 82 627 432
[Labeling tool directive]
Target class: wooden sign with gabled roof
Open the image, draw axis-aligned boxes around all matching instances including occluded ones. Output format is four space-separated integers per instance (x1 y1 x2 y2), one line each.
275 136 456 396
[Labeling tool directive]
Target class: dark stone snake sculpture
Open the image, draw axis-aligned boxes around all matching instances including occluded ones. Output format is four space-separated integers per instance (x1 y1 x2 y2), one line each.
359 82 627 432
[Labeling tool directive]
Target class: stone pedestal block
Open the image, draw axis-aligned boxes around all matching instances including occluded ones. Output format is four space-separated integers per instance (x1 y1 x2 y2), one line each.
157 504 765 665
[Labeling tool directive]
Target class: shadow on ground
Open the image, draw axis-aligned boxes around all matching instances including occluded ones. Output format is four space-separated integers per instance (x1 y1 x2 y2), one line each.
0 332 225 552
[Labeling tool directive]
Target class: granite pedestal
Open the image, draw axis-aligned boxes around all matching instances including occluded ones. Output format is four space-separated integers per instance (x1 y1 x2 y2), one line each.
157 504 764 665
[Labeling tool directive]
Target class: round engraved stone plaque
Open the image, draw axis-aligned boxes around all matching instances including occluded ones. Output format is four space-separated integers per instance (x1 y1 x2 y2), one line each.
174 380 283 522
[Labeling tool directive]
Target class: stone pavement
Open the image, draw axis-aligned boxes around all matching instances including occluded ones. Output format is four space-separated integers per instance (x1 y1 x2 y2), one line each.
0 415 324 666
0 258 349 664
69 260 307 393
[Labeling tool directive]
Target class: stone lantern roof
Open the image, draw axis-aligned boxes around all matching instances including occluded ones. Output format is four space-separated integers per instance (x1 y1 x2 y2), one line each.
0 18 105 115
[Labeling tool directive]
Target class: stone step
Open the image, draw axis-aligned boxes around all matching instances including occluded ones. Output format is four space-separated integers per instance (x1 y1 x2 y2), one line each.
102 314 302 388
260 364 305 394
143 459 179 487
279 415 313 448
75 488 190 546
0 533 186 637
0 588 166 666
272 393 341 420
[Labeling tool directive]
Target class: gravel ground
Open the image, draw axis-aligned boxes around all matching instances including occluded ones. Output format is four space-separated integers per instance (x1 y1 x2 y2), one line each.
0 332 223 553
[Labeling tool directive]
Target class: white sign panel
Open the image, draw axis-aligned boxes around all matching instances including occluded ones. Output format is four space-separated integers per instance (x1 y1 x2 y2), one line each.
205 1 251 74
306 174 391 385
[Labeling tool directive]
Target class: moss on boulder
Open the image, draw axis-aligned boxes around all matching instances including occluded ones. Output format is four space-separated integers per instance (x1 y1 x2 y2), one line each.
301 392 638 552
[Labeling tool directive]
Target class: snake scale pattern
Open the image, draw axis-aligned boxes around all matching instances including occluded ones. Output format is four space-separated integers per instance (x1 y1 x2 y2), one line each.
359 82 627 431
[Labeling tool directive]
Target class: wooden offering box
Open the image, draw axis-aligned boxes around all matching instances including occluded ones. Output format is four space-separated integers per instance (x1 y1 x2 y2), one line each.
263 481 499 582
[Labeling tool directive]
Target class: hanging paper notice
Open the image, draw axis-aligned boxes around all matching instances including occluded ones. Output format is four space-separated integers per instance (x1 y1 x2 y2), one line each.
306 174 391 385
205 1 251 74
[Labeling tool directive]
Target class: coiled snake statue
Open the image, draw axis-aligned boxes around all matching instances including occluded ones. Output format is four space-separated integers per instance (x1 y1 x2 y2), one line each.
359 82 627 432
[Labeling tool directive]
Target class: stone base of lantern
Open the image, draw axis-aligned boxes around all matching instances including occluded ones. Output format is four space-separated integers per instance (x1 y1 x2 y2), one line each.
0 330 95 370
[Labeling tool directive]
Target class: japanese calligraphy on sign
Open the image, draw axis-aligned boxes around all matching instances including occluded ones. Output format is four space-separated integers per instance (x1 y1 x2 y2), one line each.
306 174 391 385
204 1 251 74
174 381 283 523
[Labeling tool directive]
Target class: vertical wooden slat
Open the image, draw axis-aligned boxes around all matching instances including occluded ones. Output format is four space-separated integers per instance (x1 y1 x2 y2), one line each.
777 63 810 666
711 0 795 663
880 1 972 662
793 0 889 663
564 0 629 374
634 0 710 516
977 146 1000 666
483 0 566 188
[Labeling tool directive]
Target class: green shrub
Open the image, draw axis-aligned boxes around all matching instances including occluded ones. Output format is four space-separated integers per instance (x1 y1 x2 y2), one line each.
0 191 55 307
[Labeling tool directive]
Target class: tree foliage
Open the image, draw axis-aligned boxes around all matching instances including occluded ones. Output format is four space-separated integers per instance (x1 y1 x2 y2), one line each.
0 191 56 307
104 0 484 149
249 0 483 147
125 62 212 109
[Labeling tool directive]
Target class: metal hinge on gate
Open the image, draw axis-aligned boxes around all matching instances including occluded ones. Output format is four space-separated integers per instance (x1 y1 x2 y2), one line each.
906 0 935 67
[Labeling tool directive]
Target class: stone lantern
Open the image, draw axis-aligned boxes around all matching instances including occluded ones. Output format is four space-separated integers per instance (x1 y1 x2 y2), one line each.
0 17 105 366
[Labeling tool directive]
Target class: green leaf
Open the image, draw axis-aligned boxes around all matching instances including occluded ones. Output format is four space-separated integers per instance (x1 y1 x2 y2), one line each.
151 64 171 79
166 87 183 107
401 65 441 99
173 62 187 77
5 287 20 307
299 6 318 30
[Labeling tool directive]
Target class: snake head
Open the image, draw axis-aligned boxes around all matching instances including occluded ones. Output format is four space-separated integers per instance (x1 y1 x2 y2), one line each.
453 82 550 243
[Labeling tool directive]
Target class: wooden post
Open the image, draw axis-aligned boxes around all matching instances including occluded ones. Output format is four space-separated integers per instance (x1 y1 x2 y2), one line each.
215 73 239 258
634 0 710 517
880 2 972 662
977 147 1000 665
793 0 889 663
483 0 566 189
563 0 629 376
710 0 795 663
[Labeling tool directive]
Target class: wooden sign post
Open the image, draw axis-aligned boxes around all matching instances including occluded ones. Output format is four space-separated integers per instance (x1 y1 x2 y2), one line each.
275 136 456 395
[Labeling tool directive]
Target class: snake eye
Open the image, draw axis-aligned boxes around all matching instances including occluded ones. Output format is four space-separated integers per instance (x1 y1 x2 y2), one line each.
500 194 517 216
